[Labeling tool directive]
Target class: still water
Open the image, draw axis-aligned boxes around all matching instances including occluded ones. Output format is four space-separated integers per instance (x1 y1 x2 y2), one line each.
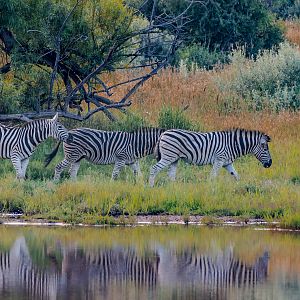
0 225 299 300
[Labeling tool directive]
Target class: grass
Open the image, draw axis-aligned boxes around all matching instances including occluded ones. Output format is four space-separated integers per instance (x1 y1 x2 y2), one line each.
1 137 300 228
2 23 300 228
1 97 300 229
284 19 300 47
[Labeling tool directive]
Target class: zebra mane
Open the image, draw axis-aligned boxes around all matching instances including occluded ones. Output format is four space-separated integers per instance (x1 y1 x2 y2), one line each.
226 128 271 142
127 127 165 134
0 118 48 129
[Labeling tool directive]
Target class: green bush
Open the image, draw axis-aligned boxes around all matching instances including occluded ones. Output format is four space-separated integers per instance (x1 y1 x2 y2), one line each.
158 106 194 130
175 44 228 71
67 111 149 132
263 0 300 18
219 43 300 111
0 77 21 114
135 0 284 56
110 113 148 131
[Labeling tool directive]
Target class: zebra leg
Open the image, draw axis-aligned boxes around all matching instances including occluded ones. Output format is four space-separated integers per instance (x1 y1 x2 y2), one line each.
129 161 142 177
168 161 178 181
210 159 224 179
149 159 173 187
224 164 239 180
11 156 23 179
111 160 126 180
54 159 70 181
20 158 30 179
69 162 81 180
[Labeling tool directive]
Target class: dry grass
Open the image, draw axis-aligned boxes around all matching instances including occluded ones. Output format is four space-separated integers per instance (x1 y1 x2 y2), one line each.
98 65 300 141
284 20 300 46
1 22 300 228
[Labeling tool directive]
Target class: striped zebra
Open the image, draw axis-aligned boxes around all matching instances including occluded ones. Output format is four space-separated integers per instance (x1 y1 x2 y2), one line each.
45 127 165 181
0 237 60 300
84 248 160 287
149 128 272 186
172 249 269 288
0 114 73 179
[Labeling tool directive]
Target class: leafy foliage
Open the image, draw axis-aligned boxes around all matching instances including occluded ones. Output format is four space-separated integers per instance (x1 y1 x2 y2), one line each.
174 44 228 70
219 43 300 111
0 0 137 114
158 106 194 130
263 0 300 18
132 0 284 56
1 0 186 121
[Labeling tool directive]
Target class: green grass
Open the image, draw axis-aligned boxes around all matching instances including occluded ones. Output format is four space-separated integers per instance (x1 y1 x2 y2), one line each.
0 173 297 227
0 120 299 229
0 138 299 229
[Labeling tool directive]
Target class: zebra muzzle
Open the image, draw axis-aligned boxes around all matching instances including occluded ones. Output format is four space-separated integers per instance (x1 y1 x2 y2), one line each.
263 159 272 168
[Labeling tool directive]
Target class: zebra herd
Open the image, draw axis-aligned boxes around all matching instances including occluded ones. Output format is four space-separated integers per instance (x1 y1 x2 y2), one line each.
0 114 272 185
0 237 269 299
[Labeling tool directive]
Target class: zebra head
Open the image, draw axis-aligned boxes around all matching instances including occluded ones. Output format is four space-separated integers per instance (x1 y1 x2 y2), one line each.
49 114 73 144
252 133 272 168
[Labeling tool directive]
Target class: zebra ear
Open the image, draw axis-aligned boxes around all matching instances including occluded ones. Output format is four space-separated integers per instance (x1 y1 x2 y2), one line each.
265 135 271 142
52 113 59 122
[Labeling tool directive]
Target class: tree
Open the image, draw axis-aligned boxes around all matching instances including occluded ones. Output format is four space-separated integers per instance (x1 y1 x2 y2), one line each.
133 0 283 56
0 0 190 121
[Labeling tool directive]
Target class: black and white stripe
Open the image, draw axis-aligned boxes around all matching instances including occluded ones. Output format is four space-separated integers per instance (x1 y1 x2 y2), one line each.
0 239 159 299
84 248 159 287
174 250 269 288
45 127 165 180
0 237 60 299
0 114 72 179
149 128 272 186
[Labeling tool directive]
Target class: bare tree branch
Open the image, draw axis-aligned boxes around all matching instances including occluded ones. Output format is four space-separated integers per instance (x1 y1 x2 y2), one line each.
0 102 131 122
66 43 118 101
0 0 192 122
49 0 81 108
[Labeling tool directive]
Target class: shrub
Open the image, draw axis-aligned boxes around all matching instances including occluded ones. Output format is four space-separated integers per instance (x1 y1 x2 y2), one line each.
0 76 22 114
219 43 300 111
75 111 149 132
263 0 300 19
175 44 228 71
158 106 194 130
136 0 284 56
110 112 148 131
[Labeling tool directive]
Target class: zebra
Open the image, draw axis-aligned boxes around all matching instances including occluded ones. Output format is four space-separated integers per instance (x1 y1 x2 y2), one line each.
172 249 269 288
0 113 73 179
0 237 60 300
83 248 160 287
45 127 165 181
149 128 272 187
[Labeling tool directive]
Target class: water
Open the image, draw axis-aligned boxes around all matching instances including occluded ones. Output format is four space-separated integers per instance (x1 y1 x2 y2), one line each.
0 225 299 300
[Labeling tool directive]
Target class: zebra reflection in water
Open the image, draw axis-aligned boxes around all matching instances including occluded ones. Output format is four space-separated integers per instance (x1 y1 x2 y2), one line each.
0 237 269 299
170 247 269 287
0 237 60 300
0 237 160 299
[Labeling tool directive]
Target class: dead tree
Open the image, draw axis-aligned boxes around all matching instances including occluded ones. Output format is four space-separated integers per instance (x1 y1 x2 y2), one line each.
0 0 192 122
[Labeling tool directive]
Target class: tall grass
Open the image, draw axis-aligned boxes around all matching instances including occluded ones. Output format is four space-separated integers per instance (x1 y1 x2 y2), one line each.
285 20 300 46
2 28 300 228
1 128 300 227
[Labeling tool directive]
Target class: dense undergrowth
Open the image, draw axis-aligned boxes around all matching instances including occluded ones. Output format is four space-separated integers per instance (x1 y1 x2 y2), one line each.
2 22 300 229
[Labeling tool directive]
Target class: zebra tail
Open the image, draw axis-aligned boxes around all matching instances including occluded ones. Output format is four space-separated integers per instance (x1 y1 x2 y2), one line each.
44 142 61 167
